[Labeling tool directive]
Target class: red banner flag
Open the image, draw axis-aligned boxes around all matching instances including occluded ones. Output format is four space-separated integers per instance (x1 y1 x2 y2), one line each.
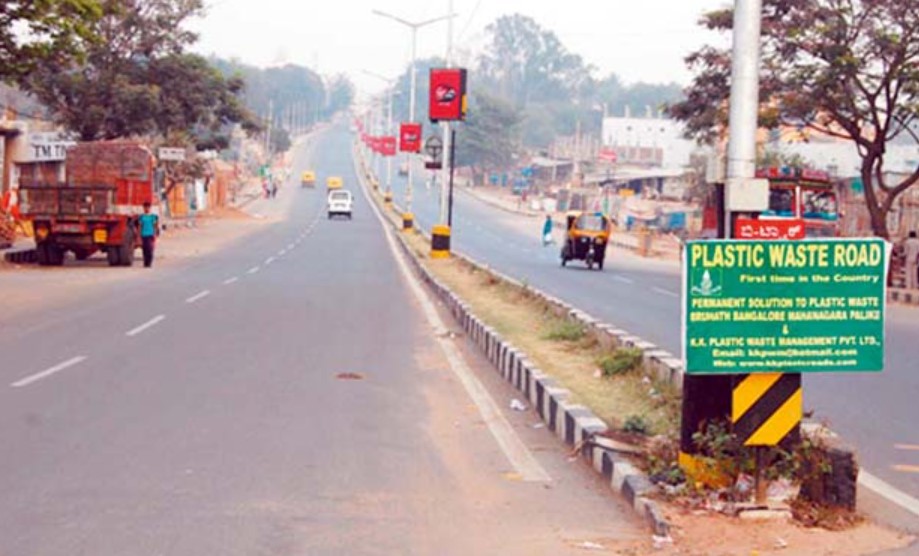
399 123 422 153
429 68 467 122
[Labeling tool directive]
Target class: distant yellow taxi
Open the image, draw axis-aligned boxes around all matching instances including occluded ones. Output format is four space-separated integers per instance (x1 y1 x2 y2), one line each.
301 170 316 187
326 176 343 190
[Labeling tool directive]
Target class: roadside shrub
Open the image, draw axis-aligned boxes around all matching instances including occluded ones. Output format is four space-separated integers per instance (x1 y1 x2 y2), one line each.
623 414 651 435
544 320 586 341
597 347 643 377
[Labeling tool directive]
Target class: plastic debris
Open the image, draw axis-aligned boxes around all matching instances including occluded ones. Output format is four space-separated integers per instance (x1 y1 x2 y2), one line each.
775 537 788 549
575 540 605 550
652 534 673 549
510 399 528 411
531 422 545 429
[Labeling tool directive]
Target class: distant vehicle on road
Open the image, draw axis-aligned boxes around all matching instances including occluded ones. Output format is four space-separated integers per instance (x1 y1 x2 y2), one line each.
398 162 408 177
18 141 155 267
301 170 316 188
327 190 353 220
560 211 611 270
326 176 343 191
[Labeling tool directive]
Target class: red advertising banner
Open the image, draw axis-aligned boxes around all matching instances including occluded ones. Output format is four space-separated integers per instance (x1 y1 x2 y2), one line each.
380 136 397 157
369 136 381 153
598 147 618 163
399 123 422 153
429 68 467 122
735 218 806 240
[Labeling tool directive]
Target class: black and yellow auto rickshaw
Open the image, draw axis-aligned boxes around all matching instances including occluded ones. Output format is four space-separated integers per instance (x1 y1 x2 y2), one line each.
560 211 611 270
301 170 316 188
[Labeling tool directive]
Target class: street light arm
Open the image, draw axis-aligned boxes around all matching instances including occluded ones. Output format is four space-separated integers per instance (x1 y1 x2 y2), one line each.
372 8 457 29
371 9 414 28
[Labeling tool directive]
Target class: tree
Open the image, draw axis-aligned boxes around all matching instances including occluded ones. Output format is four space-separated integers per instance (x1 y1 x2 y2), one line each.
668 0 919 238
478 14 590 108
455 92 523 182
325 74 354 116
0 0 101 83
22 0 212 140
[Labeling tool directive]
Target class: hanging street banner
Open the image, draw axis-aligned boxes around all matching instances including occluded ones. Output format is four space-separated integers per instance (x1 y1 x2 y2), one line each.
429 68 468 122
399 123 422 153
682 238 890 375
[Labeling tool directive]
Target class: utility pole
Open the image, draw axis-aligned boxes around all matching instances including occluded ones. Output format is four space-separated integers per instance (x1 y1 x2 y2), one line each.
372 8 455 229
680 0 769 483
439 0 454 225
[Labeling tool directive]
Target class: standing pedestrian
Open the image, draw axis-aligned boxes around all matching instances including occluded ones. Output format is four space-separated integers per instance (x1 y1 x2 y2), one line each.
542 214 554 246
138 202 159 268
270 178 278 198
904 231 919 289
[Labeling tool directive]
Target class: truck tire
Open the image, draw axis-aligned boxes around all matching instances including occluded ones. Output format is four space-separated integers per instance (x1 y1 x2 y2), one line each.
119 228 135 267
37 242 64 266
107 246 121 267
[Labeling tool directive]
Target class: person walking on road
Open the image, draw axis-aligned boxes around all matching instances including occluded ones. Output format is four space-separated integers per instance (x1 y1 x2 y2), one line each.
138 202 160 268
904 231 919 289
542 214 554 246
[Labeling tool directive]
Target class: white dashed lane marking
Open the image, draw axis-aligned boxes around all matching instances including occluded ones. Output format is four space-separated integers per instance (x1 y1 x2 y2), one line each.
223 277 239 285
247 266 260 275
653 287 679 298
11 356 88 388
126 315 166 337
185 290 211 304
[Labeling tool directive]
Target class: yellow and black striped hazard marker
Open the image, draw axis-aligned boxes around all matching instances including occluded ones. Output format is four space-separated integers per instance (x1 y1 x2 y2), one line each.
732 373 802 446
431 224 451 259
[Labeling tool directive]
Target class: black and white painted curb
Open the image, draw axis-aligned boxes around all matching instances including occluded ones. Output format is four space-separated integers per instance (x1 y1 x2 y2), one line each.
354 147 671 536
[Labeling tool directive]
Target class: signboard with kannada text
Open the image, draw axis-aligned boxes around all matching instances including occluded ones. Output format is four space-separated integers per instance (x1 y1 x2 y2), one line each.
682 238 889 374
735 218 806 240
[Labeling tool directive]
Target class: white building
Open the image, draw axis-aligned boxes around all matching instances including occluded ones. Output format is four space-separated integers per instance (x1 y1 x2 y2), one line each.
601 115 698 170
773 136 919 178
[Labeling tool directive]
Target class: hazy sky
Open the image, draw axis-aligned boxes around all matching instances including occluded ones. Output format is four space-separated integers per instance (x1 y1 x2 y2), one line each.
191 0 731 96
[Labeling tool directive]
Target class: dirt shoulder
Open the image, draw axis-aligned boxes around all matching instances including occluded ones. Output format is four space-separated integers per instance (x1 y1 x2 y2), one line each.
0 205 273 324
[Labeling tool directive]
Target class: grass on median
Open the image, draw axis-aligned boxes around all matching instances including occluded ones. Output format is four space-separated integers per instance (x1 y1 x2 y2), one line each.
368 188 680 436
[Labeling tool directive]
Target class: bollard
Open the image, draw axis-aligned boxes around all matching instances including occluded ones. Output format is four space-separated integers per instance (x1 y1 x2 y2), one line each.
431 224 451 259
402 212 414 231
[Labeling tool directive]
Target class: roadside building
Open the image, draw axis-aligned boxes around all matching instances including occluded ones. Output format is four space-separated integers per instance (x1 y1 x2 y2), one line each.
601 113 698 170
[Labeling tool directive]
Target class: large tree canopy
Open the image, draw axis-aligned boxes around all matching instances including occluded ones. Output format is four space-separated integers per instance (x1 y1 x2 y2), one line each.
668 0 919 238
0 0 101 83
22 0 257 146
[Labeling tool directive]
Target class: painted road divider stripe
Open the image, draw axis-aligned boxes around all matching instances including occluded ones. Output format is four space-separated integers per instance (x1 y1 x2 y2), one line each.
126 315 166 337
223 277 239 285
185 290 211 304
11 356 87 388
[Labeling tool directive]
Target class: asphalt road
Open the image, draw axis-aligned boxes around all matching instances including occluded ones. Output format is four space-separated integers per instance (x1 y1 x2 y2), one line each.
0 127 644 555
379 150 919 509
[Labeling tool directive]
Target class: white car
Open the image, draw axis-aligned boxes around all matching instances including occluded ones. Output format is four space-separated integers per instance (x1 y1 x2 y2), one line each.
327 189 353 219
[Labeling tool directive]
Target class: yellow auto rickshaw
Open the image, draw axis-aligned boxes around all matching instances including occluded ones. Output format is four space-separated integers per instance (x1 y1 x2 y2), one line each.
301 170 316 188
560 211 611 270
326 176 343 191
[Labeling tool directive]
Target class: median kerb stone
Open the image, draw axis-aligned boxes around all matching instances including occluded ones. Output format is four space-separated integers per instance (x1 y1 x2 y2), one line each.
612 459 641 492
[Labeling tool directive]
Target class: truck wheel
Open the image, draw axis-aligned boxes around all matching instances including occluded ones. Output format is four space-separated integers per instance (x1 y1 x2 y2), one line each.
107 247 121 267
48 245 65 266
119 230 135 267
36 243 50 266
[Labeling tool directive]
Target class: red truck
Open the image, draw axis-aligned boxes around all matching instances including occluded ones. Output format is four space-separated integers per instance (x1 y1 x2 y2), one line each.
18 141 156 266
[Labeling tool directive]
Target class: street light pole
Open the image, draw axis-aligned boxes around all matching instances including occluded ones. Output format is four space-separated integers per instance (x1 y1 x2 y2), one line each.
363 70 399 192
439 0 454 225
372 8 456 227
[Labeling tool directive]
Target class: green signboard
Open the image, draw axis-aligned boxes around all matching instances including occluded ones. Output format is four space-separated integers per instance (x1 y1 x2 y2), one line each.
683 238 889 374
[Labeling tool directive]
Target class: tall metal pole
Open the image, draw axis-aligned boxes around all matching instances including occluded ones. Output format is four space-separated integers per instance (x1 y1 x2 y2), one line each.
407 27 417 215
387 88 394 191
680 0 764 478
726 0 763 205
439 0 454 224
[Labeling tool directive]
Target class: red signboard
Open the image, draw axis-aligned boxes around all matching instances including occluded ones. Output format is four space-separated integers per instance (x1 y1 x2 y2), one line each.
429 68 467 122
399 123 422 153
735 218 806 240
598 147 618 163
380 136 397 157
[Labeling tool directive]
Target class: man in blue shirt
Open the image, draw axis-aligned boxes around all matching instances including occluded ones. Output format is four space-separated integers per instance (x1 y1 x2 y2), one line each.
137 202 159 268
